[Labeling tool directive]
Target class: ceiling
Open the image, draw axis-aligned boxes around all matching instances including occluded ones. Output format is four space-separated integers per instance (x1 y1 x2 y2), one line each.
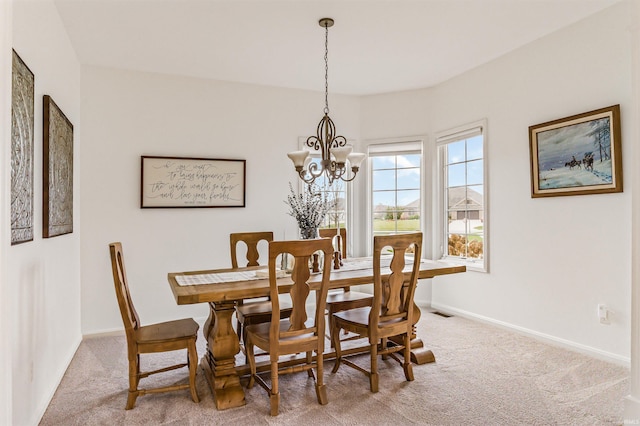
54 0 621 96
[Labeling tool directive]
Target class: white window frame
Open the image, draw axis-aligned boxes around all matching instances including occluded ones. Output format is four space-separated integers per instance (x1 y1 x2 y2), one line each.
435 120 489 272
364 136 427 256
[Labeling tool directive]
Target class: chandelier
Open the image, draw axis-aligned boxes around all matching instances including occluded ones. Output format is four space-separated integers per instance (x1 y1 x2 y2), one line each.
287 18 366 185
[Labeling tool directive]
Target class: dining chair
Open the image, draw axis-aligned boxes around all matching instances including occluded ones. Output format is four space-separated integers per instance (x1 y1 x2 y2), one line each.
245 238 334 416
319 228 373 347
230 232 292 362
108 242 199 409
330 232 423 393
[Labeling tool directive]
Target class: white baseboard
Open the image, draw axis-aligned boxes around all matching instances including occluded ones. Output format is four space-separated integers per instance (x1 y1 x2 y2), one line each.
625 395 640 423
33 334 83 426
82 325 125 337
430 302 630 367
415 298 432 309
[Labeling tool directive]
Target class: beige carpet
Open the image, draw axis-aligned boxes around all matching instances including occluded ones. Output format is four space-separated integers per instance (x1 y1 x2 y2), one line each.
40 311 628 425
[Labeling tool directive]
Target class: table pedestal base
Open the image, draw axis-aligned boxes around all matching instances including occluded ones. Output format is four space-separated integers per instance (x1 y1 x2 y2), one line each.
409 342 436 364
203 301 246 410
387 335 436 364
201 356 246 410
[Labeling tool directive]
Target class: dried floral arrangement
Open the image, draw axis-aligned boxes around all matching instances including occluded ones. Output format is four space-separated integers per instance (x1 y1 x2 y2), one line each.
285 182 335 237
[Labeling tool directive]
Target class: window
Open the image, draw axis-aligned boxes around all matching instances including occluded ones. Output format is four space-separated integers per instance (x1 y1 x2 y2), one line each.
368 141 423 239
306 156 346 229
437 122 488 271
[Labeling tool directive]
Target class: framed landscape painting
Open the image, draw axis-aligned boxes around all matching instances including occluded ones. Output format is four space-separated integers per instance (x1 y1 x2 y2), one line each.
529 105 622 198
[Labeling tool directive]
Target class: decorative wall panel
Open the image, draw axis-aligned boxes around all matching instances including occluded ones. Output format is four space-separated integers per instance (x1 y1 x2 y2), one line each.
43 95 74 238
11 50 34 245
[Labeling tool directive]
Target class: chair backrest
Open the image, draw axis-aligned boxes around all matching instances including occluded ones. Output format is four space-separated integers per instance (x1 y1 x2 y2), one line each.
267 238 334 346
230 231 274 269
318 227 347 259
109 242 140 338
371 233 423 333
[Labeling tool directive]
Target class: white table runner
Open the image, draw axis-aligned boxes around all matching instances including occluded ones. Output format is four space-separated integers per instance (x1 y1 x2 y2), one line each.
174 258 418 286
175 270 263 286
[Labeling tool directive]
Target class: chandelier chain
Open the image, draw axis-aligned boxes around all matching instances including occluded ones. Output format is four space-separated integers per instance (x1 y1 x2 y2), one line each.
324 21 329 115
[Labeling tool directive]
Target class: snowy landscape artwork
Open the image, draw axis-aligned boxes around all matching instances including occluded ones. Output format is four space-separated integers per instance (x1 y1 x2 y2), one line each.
529 105 622 198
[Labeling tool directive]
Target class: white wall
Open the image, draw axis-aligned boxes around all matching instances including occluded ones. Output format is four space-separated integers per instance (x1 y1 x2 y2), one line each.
10 0 82 424
361 2 633 362
80 3 634 363
80 66 361 333
1 1 13 424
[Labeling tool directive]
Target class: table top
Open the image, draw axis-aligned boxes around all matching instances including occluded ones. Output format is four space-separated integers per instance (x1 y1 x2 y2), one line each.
167 257 466 305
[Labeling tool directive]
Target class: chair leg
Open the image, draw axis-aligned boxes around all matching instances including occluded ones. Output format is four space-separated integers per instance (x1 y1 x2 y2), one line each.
237 320 243 344
126 355 139 409
403 333 414 382
381 337 389 360
247 338 256 389
328 307 335 348
331 322 342 374
243 325 251 365
370 342 379 393
315 349 328 405
187 340 200 403
270 360 280 416
269 393 280 416
306 351 314 378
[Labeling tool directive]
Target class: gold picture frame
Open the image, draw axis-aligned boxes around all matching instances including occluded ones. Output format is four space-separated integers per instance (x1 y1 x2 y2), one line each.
529 105 622 198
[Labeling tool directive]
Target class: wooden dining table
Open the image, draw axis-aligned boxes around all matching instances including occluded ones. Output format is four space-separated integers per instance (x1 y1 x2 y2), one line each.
167 257 465 410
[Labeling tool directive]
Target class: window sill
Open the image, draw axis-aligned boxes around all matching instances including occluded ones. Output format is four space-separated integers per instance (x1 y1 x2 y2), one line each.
438 256 487 273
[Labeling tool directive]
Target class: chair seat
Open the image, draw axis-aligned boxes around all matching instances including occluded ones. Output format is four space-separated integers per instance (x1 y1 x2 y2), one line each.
326 290 372 309
334 306 405 329
135 318 199 344
333 306 371 327
237 299 292 322
246 319 316 351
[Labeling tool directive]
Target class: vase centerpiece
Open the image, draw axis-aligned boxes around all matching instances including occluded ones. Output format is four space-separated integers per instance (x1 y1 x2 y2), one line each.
285 182 335 240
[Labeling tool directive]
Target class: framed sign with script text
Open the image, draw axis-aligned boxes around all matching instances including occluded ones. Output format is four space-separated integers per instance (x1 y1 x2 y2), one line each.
141 156 246 208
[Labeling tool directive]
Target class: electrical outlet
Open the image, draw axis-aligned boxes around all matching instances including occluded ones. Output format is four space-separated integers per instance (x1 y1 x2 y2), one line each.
597 304 610 324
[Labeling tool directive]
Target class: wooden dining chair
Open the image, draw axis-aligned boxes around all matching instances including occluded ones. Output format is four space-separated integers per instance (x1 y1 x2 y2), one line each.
230 232 292 361
245 238 334 416
319 228 373 347
108 242 200 409
330 232 423 393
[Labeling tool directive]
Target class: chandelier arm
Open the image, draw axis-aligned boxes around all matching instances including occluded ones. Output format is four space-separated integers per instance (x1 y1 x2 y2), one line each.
306 136 321 151
306 161 326 182
331 135 347 149
340 171 359 182
299 172 316 185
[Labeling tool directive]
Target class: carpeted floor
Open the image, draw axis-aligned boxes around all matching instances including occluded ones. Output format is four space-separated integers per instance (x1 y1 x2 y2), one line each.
40 311 629 425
